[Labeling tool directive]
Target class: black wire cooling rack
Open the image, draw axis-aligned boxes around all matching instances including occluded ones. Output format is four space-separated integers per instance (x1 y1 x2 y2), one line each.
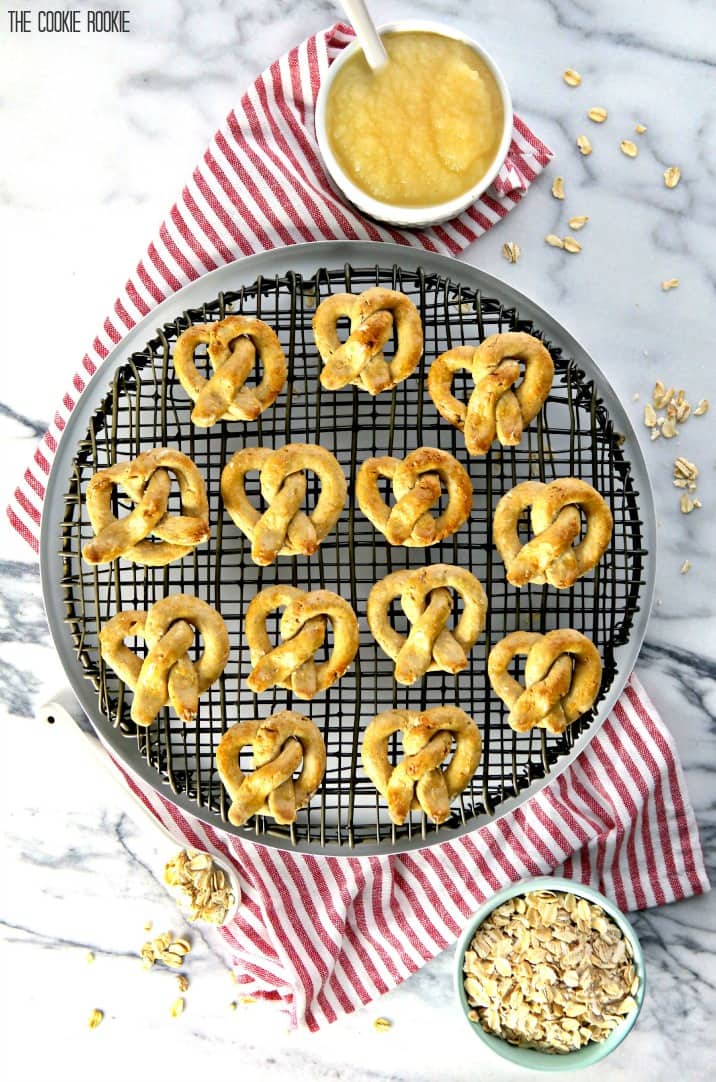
58 262 648 850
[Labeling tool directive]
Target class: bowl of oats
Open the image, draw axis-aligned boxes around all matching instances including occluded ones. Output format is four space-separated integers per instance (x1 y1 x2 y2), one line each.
455 877 645 1069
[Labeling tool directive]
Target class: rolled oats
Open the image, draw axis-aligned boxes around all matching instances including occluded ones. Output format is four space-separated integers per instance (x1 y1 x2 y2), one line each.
551 176 565 200
563 236 582 254
502 242 521 264
588 107 608 123
88 1009 104 1030
463 891 639 1054
576 135 592 156
545 234 565 248
661 279 679 291
563 69 582 87
620 140 638 158
568 216 589 230
664 166 681 189
164 848 235 925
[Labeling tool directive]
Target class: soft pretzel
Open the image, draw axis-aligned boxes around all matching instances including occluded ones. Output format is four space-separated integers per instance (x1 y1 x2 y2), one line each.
217 710 326 827
99 594 230 727
245 585 359 699
313 287 423 395
356 447 473 547
82 448 210 566
493 478 613 589
368 564 487 685
173 315 286 427
488 629 602 734
361 706 482 825
221 443 346 565
428 332 554 455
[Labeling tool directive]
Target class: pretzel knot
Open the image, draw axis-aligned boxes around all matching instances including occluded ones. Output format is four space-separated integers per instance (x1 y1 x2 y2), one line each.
313 287 423 395
245 585 360 700
221 443 346 566
216 710 327 827
428 332 554 455
82 448 210 566
488 629 602 734
356 447 473 547
174 315 287 427
493 478 613 589
368 564 487 686
99 595 230 727
361 707 482 825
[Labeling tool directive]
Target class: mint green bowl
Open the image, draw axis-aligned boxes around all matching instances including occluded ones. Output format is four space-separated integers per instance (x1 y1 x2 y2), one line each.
454 876 646 1071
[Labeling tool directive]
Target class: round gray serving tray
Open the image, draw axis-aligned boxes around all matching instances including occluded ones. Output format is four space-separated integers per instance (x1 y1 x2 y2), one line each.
41 240 656 856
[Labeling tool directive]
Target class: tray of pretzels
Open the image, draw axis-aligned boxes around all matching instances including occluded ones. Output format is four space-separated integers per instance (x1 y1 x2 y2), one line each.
41 241 655 855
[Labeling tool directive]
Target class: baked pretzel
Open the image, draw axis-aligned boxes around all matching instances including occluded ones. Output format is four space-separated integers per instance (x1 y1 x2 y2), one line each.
216 710 326 827
361 707 482 825
313 287 423 395
245 585 359 699
428 332 554 455
493 478 613 589
488 629 602 734
221 443 346 566
99 595 229 727
356 447 473 547
173 315 286 427
367 564 487 685
82 448 210 566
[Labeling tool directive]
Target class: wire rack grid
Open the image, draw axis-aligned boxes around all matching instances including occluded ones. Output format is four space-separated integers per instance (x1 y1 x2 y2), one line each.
59 263 647 851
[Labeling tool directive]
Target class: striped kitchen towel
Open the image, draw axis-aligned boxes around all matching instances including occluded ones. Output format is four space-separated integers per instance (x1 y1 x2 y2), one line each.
116 674 708 1031
7 21 552 549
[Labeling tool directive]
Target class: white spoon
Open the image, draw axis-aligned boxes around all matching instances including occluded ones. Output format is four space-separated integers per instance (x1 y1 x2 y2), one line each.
340 0 388 70
38 691 241 926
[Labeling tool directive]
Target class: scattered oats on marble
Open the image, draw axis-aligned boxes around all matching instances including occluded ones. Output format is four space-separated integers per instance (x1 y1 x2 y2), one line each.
577 134 592 155
635 123 647 134
563 69 582 87
664 166 681 189
502 242 521 264
88 1009 104 1030
463 891 638 1053
374 1017 392 1032
551 176 565 199
661 279 679 291
588 107 608 123
170 997 185 1019
568 216 589 231
620 140 638 158
680 560 691 575
563 236 582 253
694 399 709 416
545 234 565 248
164 848 234 924
140 930 192 970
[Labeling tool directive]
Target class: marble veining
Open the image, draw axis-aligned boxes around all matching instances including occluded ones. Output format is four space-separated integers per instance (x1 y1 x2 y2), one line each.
1 1 715 1079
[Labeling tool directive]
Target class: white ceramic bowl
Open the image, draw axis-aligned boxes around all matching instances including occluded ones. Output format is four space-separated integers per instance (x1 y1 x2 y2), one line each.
314 19 514 229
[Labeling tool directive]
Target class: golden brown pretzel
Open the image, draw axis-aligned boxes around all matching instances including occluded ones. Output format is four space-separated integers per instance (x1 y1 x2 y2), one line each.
173 315 287 427
82 448 210 566
428 332 554 455
245 585 359 699
493 478 613 589
356 447 473 547
488 629 602 733
216 710 326 826
361 707 482 825
367 564 487 685
312 287 423 395
220 443 346 566
99 595 230 727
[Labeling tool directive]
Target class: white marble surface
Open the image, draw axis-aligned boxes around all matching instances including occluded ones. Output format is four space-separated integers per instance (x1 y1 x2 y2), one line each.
1 1 715 1079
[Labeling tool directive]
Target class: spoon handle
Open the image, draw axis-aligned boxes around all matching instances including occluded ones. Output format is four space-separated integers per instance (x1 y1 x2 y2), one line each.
340 0 387 70
39 691 183 853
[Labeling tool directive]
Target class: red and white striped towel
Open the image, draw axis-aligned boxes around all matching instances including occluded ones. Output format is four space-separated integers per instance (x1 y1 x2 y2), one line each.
117 676 707 1031
7 21 552 549
9 22 708 1031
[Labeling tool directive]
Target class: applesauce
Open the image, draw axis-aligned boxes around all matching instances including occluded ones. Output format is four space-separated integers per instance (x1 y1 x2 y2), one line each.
325 31 505 208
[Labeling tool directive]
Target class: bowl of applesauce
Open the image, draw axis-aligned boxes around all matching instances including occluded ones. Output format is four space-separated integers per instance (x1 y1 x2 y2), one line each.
315 21 513 227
